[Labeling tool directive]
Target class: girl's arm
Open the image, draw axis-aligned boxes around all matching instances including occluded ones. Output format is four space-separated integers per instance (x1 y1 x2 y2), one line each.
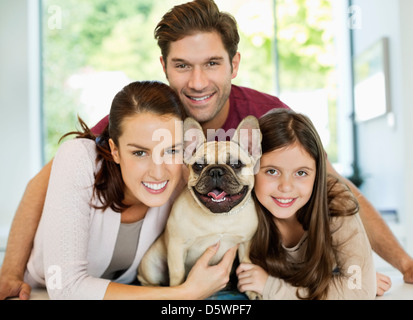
255 214 376 300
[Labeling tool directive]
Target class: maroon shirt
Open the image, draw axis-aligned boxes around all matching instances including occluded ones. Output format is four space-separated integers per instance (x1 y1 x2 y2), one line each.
91 84 289 135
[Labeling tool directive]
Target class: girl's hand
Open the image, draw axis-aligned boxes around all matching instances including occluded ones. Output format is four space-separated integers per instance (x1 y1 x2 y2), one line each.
183 242 238 300
236 263 268 296
376 272 392 296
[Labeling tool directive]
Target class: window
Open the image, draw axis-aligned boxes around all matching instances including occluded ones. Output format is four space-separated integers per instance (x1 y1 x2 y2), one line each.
41 0 344 172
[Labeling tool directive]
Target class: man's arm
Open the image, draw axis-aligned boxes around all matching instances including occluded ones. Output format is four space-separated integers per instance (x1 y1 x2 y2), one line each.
326 160 413 283
0 160 53 300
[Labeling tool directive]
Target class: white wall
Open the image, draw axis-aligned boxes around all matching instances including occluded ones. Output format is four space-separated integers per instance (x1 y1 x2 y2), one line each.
351 0 413 254
0 0 42 249
399 0 413 254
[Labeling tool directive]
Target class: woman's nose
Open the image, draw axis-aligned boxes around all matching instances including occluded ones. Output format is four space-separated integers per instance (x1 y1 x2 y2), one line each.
148 157 167 180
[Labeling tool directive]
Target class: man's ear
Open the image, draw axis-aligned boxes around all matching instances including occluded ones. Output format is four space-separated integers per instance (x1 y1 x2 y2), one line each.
231 52 241 80
109 139 120 164
160 56 167 78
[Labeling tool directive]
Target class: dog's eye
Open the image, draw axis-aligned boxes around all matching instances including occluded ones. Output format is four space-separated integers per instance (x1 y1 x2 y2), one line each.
193 163 206 172
230 161 244 170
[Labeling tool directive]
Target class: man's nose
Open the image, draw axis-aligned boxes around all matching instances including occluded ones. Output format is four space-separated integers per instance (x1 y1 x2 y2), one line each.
188 67 208 91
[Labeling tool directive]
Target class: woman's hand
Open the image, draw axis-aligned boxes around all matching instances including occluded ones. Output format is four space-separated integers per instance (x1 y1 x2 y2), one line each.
236 262 268 296
182 242 238 300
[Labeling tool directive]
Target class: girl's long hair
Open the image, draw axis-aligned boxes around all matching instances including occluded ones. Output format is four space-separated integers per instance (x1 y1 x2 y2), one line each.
250 109 358 300
60 81 185 213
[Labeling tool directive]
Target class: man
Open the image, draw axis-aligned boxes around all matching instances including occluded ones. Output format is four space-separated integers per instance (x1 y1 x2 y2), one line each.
0 0 411 300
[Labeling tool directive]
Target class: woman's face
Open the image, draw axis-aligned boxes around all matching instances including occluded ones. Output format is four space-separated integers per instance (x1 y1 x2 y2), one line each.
109 112 183 208
254 142 316 224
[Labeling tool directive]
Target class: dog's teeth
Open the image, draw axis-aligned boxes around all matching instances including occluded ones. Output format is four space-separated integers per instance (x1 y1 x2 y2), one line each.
211 197 226 203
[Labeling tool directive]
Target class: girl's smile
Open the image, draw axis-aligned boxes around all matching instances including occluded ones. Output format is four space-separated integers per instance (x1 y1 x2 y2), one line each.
271 197 297 208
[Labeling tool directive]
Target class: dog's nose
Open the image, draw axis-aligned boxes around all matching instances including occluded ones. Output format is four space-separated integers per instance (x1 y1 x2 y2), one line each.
208 167 226 179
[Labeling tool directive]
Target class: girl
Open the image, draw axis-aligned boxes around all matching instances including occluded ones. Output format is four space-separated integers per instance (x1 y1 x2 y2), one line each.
24 81 237 300
237 108 376 300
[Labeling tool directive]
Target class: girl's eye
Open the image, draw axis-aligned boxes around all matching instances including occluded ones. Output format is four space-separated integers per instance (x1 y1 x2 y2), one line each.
266 169 279 176
296 170 308 177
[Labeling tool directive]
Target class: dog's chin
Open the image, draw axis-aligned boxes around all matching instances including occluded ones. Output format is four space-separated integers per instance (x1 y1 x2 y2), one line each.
193 186 249 214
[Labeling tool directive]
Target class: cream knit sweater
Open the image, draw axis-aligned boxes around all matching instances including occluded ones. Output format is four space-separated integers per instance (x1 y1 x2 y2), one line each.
262 214 377 300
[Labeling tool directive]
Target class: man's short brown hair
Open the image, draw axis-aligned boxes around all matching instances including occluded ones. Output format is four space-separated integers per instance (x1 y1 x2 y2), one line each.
155 0 240 64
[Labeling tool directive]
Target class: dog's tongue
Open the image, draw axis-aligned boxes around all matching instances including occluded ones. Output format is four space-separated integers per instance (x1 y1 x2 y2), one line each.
208 189 227 200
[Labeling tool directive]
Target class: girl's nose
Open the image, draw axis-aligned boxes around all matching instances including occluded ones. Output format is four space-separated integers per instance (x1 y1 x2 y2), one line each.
278 176 293 193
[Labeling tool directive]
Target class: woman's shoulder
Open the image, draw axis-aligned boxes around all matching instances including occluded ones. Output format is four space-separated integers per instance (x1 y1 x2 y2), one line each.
54 138 99 174
57 138 98 161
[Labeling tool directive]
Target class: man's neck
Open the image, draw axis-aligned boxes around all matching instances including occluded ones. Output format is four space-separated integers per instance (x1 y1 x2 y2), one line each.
200 99 230 135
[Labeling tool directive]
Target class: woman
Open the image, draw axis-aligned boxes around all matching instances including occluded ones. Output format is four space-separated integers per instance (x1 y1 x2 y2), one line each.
24 81 236 300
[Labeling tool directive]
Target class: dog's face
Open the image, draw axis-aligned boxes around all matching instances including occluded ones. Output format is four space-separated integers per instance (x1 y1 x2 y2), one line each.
183 116 262 214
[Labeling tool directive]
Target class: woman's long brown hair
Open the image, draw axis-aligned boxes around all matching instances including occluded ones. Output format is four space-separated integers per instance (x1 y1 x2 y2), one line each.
60 81 185 213
250 109 358 300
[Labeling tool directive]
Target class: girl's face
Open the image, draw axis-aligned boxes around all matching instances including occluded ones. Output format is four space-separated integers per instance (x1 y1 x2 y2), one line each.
109 112 183 208
254 142 316 224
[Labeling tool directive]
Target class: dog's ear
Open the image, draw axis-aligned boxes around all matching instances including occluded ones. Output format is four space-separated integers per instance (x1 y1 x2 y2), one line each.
183 118 206 164
232 116 262 162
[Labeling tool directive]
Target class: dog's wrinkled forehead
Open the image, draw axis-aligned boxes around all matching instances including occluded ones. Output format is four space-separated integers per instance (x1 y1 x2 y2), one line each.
187 141 252 166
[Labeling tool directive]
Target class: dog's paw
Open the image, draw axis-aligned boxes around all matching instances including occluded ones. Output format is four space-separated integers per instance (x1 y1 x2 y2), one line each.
245 291 263 300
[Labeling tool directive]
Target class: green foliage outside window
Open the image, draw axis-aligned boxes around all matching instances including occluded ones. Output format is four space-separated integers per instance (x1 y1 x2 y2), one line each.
42 0 337 162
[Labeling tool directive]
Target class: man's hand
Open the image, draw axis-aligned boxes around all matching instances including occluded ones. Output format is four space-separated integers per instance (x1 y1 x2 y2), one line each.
0 274 31 300
401 258 413 284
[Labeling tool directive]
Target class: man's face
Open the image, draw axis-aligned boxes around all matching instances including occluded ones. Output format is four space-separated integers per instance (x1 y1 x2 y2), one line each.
161 31 240 125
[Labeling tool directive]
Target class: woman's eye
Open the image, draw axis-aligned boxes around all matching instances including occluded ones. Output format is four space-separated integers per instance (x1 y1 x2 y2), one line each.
166 148 181 155
133 151 147 157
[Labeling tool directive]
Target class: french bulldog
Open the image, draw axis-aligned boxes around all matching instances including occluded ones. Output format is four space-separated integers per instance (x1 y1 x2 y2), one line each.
137 116 262 298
